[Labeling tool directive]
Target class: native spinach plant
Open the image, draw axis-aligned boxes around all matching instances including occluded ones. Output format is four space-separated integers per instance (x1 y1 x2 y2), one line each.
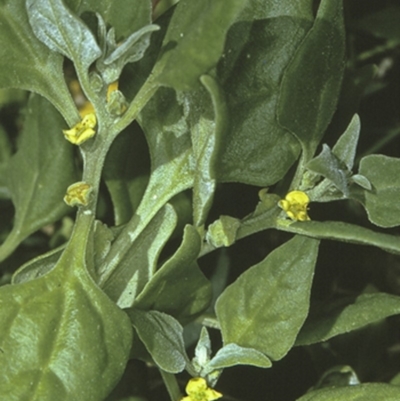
1 0 400 400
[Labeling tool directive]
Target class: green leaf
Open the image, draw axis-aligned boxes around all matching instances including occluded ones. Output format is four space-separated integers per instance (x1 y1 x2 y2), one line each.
0 0 79 125
134 225 212 322
307 144 350 197
332 114 360 171
189 75 227 227
239 0 313 21
276 220 400 256
12 246 64 285
217 16 311 185
100 204 177 308
155 0 246 90
100 87 194 276
215 235 319 360
70 0 152 39
0 95 77 263
27 0 101 69
277 0 345 160
128 309 189 373
208 344 272 370
358 155 400 228
296 383 400 401
0 229 133 401
296 293 400 346
0 124 12 199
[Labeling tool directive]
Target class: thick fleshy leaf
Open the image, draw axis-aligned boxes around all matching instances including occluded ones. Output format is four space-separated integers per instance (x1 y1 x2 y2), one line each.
100 87 194 276
134 225 212 322
12 246 64 285
216 15 311 185
156 0 246 90
278 0 345 160
128 309 189 373
0 227 133 401
296 383 400 401
0 0 79 125
69 0 152 39
0 95 77 262
307 144 350 197
332 114 361 170
188 75 227 227
276 220 400 256
100 204 177 308
215 235 319 360
26 0 102 69
296 293 400 346
358 155 400 228
208 344 272 370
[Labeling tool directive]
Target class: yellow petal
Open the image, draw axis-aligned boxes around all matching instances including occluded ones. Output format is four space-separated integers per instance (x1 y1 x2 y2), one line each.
63 113 97 145
278 190 310 221
184 377 222 401
64 182 92 207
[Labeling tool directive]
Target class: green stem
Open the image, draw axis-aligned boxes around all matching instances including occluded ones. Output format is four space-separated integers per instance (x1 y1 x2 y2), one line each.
159 370 182 401
356 39 400 63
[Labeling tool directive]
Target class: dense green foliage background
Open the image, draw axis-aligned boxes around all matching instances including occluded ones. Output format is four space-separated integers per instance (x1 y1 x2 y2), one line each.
0 0 400 400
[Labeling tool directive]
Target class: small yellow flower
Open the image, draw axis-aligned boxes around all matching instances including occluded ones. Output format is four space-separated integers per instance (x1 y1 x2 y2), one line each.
64 182 92 207
107 81 119 102
181 377 222 401
63 113 97 145
278 190 311 221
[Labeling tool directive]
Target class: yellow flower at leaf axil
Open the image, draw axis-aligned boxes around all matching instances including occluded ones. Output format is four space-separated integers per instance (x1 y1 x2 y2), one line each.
181 377 222 401
63 113 97 145
278 190 311 221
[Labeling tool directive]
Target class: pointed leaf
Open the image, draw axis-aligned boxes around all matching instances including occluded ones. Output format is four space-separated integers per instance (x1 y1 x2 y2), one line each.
0 232 133 400
215 235 319 360
358 155 400 227
208 344 272 370
296 293 400 346
332 114 361 170
128 309 189 373
278 0 345 160
100 204 177 308
307 144 350 197
0 0 79 125
156 0 246 90
0 95 77 262
134 225 212 322
27 0 101 69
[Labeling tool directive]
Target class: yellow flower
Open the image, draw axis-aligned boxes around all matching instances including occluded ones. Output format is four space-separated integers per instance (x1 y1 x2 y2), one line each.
278 190 311 221
64 182 92 207
63 113 97 145
181 377 222 401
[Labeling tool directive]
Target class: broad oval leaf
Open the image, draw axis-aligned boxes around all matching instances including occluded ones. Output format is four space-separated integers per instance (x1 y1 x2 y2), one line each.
128 309 189 374
0 0 79 125
296 293 400 346
156 0 246 90
134 225 212 322
215 235 319 360
26 0 102 69
358 154 400 228
0 237 133 400
277 0 345 160
0 94 77 262
296 383 400 401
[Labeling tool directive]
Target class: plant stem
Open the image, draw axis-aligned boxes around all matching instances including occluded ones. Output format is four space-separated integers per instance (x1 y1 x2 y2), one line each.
159 370 182 401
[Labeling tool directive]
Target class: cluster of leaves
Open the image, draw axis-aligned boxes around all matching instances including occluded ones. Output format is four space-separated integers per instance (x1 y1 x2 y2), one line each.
0 0 400 400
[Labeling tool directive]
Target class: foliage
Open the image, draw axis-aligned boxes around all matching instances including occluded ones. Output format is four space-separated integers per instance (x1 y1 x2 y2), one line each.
0 0 400 400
